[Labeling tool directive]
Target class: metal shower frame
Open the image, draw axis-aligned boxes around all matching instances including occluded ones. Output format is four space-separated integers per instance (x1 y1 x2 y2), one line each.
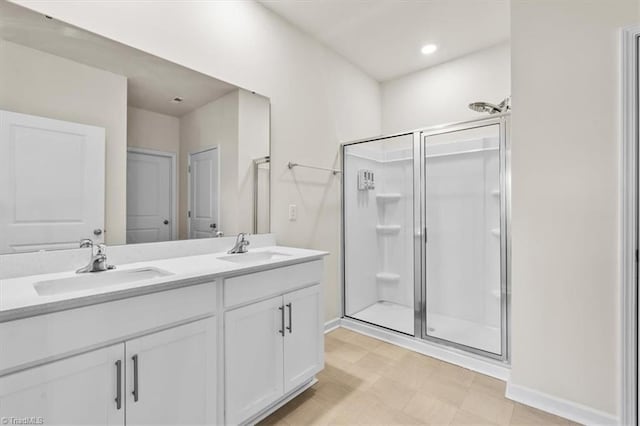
341 114 511 363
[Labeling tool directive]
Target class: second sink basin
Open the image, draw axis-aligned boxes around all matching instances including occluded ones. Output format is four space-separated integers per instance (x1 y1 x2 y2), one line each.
34 267 173 296
218 251 291 264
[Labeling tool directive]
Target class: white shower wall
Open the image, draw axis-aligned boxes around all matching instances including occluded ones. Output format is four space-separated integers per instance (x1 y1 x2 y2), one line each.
344 151 380 315
375 145 413 307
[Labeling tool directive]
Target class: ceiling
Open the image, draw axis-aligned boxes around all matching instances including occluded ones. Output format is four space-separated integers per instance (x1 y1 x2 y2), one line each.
0 0 238 117
259 0 510 82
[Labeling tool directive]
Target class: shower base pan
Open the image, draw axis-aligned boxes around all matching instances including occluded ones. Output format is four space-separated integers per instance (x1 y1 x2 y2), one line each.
426 313 501 355
350 302 502 355
351 301 414 335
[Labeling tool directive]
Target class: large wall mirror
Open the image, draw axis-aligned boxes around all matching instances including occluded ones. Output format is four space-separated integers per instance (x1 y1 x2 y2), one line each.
0 1 271 255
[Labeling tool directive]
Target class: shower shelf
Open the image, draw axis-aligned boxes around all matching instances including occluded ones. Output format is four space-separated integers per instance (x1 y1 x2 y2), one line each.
376 224 401 234
376 272 400 282
491 228 501 237
376 193 402 201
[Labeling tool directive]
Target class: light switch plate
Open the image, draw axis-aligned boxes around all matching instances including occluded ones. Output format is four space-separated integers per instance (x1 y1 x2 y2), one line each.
288 204 297 221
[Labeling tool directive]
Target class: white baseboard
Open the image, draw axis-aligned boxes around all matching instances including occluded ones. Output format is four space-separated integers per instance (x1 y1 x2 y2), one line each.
505 382 618 426
339 317 510 380
324 317 341 333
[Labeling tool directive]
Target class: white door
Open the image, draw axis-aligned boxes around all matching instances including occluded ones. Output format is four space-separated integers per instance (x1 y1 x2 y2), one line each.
283 285 323 393
0 344 124 425
125 317 217 425
0 110 105 253
225 296 284 424
189 148 219 238
127 151 173 243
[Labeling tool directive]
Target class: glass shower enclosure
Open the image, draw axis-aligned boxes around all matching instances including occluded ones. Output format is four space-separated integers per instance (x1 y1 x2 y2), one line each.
342 115 509 360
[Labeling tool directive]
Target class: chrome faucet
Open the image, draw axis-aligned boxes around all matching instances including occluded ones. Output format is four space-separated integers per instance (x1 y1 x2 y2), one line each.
77 240 115 273
228 233 250 254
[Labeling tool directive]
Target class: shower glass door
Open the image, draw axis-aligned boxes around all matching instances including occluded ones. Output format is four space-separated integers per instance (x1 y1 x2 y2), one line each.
343 134 415 335
422 122 505 357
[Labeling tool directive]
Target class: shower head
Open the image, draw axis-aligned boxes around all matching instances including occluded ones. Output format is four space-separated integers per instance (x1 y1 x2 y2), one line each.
468 101 502 114
468 97 511 114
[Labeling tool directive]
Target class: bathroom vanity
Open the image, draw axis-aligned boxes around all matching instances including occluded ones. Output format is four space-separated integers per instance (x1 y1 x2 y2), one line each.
0 244 327 425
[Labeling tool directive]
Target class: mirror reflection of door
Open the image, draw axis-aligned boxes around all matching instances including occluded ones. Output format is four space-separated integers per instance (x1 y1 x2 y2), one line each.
126 149 175 243
188 147 219 239
0 110 106 253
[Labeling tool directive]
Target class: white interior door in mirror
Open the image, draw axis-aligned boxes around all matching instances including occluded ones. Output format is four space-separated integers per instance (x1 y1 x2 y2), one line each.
0 110 105 253
189 148 219 239
127 150 173 244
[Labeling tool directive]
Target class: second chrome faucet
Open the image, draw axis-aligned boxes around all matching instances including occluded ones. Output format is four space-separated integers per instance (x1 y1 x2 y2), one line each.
77 239 116 273
228 233 250 254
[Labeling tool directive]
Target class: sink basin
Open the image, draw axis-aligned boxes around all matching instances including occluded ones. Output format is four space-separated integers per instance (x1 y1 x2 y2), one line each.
218 251 291 264
34 267 173 296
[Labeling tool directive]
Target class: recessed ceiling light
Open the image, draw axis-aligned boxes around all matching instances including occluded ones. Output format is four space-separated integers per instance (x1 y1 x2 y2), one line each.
170 97 184 103
421 44 438 55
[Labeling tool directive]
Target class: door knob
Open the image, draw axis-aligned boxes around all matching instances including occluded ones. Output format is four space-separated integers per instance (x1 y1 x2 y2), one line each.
93 229 103 236
163 220 169 225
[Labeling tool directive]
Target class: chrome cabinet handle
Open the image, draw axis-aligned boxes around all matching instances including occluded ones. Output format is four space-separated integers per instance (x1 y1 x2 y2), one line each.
132 354 139 402
286 303 292 334
115 360 122 410
278 306 285 336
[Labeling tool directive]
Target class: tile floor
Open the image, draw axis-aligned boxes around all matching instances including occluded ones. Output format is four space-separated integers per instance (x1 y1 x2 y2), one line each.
260 328 578 425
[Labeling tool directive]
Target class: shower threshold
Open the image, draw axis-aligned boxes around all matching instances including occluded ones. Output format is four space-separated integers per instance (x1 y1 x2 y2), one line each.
350 301 414 335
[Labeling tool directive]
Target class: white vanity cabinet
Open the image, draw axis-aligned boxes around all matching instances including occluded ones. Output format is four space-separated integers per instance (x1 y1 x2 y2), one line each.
225 295 285 424
282 285 323 393
223 260 324 425
0 316 217 426
0 249 327 426
0 344 124 425
0 281 218 426
125 317 217 425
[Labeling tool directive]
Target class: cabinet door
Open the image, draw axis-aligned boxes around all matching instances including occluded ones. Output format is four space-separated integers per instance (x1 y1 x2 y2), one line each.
125 316 217 425
225 296 284 424
0 344 124 425
283 285 323 393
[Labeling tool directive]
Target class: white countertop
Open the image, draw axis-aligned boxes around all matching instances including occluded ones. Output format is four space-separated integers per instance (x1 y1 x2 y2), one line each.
0 245 327 322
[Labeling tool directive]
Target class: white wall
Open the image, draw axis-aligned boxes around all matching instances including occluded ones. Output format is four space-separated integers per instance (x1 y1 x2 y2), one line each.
510 0 639 418
127 107 179 154
382 43 510 134
0 39 128 245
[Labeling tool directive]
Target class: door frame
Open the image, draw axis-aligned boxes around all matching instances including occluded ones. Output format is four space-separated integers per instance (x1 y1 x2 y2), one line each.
126 147 178 241
187 146 221 239
621 24 639 426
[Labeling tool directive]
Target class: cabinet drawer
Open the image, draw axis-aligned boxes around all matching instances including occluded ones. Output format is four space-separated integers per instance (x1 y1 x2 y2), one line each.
224 260 322 308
